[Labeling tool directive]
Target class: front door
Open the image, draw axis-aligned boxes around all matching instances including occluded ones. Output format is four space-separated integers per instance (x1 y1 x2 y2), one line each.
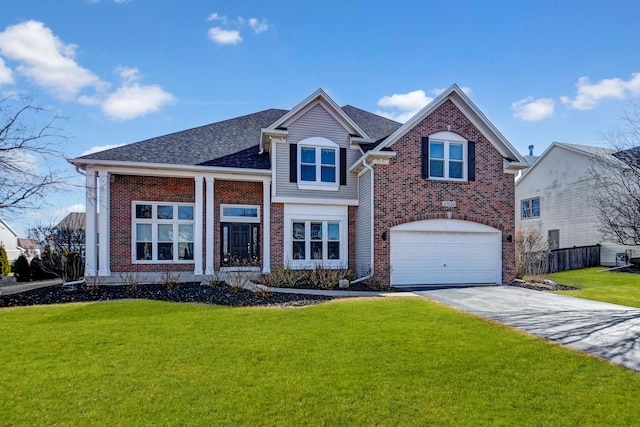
222 223 259 265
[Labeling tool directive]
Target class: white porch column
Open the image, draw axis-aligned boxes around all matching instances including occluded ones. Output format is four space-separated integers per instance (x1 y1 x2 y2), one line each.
205 176 215 274
193 175 204 275
85 168 98 276
262 180 271 273
97 170 111 276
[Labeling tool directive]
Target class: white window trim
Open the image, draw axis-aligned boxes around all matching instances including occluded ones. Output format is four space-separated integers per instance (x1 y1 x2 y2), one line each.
220 204 261 223
284 204 348 269
131 202 195 264
428 131 467 182
297 137 340 191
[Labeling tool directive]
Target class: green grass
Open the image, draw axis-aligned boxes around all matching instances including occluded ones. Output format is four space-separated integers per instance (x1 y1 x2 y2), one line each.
548 267 640 308
1 298 639 426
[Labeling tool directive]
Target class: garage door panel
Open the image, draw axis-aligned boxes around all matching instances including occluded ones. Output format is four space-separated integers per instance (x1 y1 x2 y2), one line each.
390 228 500 285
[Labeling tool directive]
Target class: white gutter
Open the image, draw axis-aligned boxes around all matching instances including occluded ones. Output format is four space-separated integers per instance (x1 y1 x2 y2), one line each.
351 158 375 284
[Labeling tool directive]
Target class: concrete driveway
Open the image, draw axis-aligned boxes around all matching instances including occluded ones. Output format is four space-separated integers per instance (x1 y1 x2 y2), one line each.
417 286 640 372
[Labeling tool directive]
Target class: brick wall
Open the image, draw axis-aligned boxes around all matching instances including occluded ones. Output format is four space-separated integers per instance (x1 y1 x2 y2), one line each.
110 175 196 272
373 99 516 284
270 203 284 270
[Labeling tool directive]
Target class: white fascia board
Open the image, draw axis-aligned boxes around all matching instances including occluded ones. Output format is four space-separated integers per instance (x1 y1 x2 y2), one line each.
264 88 370 139
373 84 526 164
0 218 18 237
349 151 397 173
271 196 359 206
259 128 288 153
69 159 272 180
503 161 529 174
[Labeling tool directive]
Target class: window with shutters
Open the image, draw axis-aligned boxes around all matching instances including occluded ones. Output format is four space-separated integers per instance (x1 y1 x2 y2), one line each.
295 137 341 191
422 131 472 182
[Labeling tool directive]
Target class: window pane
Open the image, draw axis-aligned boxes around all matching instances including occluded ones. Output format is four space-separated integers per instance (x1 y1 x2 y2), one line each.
178 242 193 260
136 224 152 241
450 143 463 160
449 161 462 179
327 223 339 241
293 222 305 239
311 241 322 260
430 160 444 177
310 222 322 240
136 242 152 260
301 147 315 163
301 165 316 181
531 198 540 217
292 241 305 259
158 243 173 260
157 205 173 219
178 206 193 220
135 204 152 219
522 200 530 218
328 242 340 260
179 225 193 242
321 166 336 183
430 142 444 159
321 148 335 165
158 224 173 241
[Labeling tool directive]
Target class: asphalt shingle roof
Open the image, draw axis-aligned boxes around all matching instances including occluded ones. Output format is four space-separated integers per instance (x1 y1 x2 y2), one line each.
74 105 401 169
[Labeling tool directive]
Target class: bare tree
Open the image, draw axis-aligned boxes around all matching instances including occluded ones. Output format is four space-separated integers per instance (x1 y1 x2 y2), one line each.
589 105 640 246
515 228 551 278
0 95 68 213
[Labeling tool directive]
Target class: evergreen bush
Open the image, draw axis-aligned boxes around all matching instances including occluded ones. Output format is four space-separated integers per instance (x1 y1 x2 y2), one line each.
0 245 10 277
13 255 30 282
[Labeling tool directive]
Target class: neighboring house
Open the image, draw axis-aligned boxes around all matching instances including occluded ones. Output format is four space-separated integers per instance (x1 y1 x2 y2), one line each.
69 85 526 286
17 238 41 261
515 142 638 266
52 212 87 255
0 218 20 262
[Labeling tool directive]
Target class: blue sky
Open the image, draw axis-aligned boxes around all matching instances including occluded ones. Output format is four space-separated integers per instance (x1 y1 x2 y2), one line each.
1 0 639 235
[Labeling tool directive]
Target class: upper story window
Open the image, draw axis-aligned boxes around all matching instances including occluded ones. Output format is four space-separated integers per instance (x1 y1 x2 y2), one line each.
296 137 340 190
521 197 540 219
422 131 472 182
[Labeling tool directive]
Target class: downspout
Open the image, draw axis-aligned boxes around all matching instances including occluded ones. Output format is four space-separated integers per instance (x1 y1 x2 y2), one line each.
350 157 375 284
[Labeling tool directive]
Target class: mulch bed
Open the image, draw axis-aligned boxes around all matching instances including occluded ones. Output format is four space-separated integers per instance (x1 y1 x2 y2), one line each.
0 282 335 309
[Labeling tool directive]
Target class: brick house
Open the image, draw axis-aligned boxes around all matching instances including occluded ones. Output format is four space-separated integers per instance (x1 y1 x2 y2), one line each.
70 85 527 286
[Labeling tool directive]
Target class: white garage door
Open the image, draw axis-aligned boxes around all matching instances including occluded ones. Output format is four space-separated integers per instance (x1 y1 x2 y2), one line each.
390 220 501 286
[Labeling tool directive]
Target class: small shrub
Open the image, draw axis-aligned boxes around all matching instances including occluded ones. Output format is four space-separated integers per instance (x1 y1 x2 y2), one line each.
30 257 58 281
84 275 102 293
13 255 30 282
0 245 10 277
160 271 181 290
119 271 141 293
204 269 224 288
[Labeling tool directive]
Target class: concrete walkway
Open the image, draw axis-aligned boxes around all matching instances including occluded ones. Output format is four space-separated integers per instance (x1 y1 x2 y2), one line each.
0 279 63 295
417 286 640 372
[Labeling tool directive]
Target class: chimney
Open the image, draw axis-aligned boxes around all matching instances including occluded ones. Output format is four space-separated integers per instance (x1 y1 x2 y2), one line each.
528 145 534 156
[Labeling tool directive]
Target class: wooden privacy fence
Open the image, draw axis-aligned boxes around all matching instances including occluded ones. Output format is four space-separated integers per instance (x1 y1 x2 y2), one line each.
528 245 601 274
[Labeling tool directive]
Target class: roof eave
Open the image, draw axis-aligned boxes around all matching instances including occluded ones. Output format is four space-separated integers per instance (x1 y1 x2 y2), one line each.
69 158 272 176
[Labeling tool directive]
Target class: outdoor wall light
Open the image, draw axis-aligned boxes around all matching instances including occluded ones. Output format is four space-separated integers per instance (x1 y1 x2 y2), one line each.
506 234 513 242
382 231 387 241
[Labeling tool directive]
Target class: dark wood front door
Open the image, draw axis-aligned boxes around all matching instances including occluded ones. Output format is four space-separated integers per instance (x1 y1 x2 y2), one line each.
222 223 259 265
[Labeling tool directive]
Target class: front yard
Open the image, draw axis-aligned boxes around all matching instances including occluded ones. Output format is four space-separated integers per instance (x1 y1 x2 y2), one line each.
1 297 639 425
549 267 640 308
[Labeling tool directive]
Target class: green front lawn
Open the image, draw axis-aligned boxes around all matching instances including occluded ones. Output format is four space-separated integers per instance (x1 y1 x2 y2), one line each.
1 298 639 425
549 267 640 308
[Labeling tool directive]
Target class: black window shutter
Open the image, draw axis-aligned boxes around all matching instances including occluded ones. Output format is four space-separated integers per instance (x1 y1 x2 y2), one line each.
289 144 297 183
421 137 429 179
468 141 476 181
340 147 347 185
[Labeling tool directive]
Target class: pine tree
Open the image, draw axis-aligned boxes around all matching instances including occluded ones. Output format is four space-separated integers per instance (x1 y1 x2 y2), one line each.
0 245 10 277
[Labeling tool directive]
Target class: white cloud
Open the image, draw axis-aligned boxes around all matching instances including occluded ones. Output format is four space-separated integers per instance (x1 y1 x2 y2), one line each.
375 89 434 123
249 18 269 34
115 65 141 84
0 57 13 85
512 97 555 121
378 90 433 111
208 27 242 45
53 204 86 218
207 13 228 24
561 73 640 110
0 20 105 100
102 83 174 120
80 144 125 156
